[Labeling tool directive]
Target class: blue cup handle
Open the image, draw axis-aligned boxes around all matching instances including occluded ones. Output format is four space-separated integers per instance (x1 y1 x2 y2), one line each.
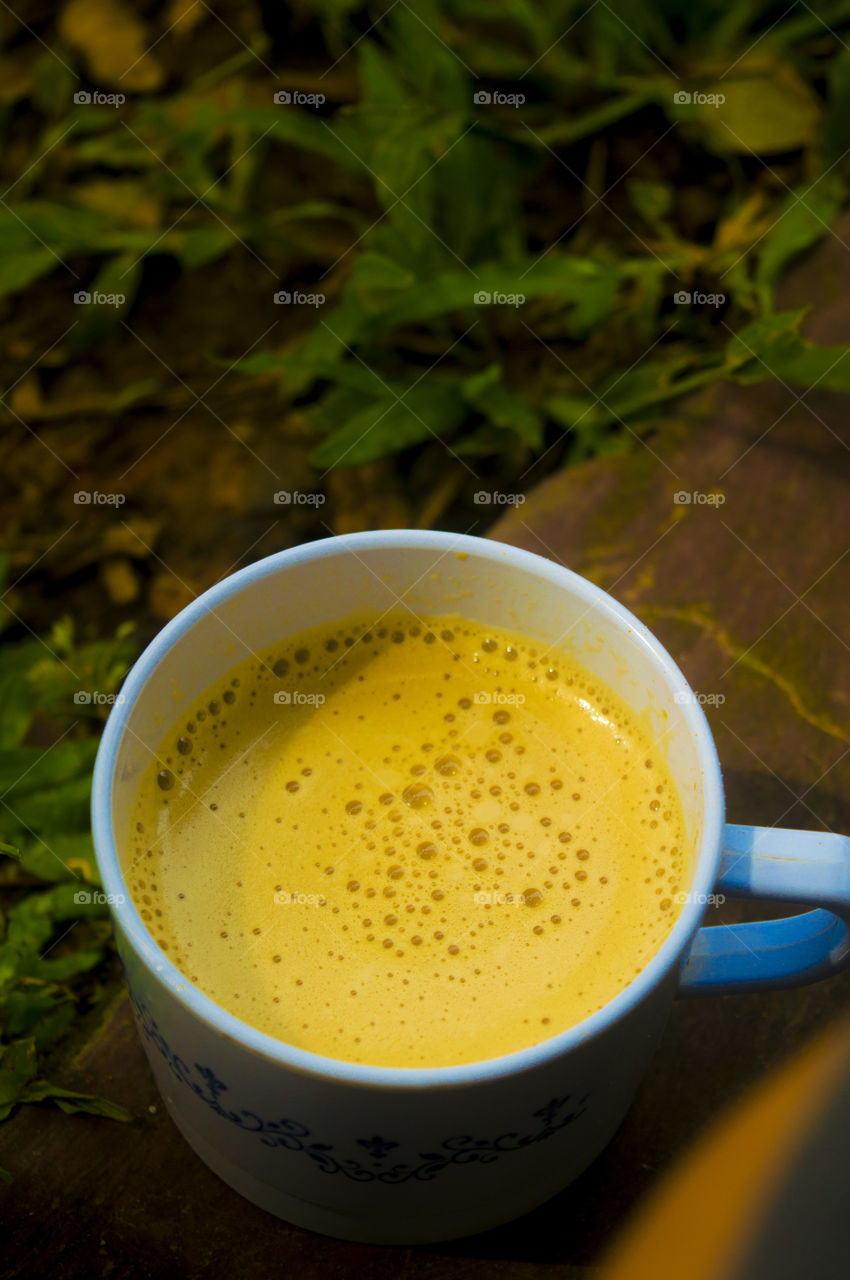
678 824 850 993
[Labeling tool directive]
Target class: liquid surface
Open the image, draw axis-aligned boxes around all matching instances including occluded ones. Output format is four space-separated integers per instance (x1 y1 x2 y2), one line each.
124 614 687 1067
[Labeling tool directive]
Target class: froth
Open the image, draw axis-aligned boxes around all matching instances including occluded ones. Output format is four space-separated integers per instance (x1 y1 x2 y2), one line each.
124 616 687 1067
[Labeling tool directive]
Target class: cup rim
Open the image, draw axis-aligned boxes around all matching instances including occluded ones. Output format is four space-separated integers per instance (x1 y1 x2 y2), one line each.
92 529 725 1088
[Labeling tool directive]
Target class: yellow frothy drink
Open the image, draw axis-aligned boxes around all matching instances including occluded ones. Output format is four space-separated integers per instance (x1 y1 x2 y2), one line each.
124 614 686 1067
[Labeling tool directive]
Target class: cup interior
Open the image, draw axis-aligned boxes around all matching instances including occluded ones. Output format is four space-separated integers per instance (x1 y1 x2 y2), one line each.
96 531 724 1077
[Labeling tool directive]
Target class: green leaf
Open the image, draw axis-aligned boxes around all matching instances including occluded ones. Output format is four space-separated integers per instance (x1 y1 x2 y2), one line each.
307 385 377 439
628 179 674 225
6 1071 131 1121
756 174 845 300
30 45 77 119
34 942 107 985
1 201 111 252
460 363 502 400
20 833 101 885
164 226 236 269
266 200 362 230
530 91 656 149
223 106 371 177
0 1038 37 1121
781 345 850 390
3 983 72 1039
724 310 808 382
69 252 142 349
546 393 605 434
265 293 368 395
73 127 159 168
0 740 98 798
112 378 163 411
0 683 34 753
546 351 721 441
694 71 818 155
597 354 715 419
0 249 60 300
309 382 467 467
348 252 417 310
589 0 674 71
8 881 108 936
461 364 543 448
723 309 850 391
47 1089 131 1121
379 0 471 111
28 1001 77 1052
358 39 409 111
285 359 390 398
477 385 543 449
370 256 622 338
5 776 93 837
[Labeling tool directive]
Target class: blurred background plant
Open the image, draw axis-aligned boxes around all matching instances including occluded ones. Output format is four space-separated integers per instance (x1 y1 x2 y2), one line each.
4 0 850 620
0 552 134 1164
2 0 850 1154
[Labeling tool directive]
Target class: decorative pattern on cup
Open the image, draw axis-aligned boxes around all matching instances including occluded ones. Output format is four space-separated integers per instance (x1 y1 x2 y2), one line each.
130 997 591 1183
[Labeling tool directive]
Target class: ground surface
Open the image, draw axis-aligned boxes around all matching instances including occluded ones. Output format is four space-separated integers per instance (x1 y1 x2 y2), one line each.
1 218 849 1280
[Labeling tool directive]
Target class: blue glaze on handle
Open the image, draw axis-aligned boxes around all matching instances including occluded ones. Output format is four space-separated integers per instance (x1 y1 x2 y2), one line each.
679 825 850 993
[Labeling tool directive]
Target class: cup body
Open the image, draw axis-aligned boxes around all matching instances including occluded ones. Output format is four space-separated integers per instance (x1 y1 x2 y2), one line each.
92 531 725 1243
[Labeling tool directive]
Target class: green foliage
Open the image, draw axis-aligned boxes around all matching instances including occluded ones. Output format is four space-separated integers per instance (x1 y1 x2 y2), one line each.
229 1 850 466
0 558 136 1175
2 0 850 464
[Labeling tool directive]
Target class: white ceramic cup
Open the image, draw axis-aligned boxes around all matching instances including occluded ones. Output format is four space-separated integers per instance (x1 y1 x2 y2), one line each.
92 530 850 1243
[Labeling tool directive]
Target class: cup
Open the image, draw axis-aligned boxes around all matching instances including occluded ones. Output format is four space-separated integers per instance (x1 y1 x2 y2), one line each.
91 530 850 1244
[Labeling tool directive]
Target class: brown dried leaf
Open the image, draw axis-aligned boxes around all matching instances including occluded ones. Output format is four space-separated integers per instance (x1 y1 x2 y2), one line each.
72 179 162 230
149 571 197 620
59 0 165 92
102 519 162 558
165 0 206 38
712 192 770 256
325 461 410 533
8 374 116 422
100 557 140 604
0 55 34 104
